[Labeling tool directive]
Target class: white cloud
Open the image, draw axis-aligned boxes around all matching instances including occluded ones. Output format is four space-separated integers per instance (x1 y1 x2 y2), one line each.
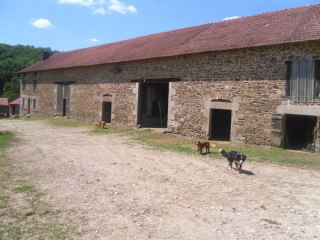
57 0 137 15
88 38 100 42
57 0 96 7
93 7 106 14
29 18 53 29
108 0 137 14
223 16 240 21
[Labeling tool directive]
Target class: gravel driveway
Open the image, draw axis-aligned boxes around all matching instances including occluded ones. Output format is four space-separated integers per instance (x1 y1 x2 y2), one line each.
1 120 320 239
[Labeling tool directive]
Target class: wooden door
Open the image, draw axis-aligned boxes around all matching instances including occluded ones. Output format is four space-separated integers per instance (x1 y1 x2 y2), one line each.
56 84 70 116
270 113 285 147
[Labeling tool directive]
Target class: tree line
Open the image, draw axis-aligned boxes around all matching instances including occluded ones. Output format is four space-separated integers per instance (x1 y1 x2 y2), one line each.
0 44 58 100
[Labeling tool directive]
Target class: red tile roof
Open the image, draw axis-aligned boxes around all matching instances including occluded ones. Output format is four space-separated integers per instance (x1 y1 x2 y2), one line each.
9 98 21 105
20 4 320 73
0 98 9 106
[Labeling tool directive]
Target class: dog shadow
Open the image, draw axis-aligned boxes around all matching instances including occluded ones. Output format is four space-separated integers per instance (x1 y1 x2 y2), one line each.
200 152 211 156
240 169 255 175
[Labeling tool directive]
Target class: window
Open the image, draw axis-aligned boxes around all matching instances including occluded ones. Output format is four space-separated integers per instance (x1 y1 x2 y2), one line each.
32 99 36 110
33 80 37 91
286 60 320 102
22 79 26 90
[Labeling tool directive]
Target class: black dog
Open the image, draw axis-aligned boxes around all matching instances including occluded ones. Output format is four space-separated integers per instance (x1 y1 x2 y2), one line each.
219 149 246 173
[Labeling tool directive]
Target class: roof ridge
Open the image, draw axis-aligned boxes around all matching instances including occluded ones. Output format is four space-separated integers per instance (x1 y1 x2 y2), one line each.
222 3 319 23
56 3 320 55
20 3 320 73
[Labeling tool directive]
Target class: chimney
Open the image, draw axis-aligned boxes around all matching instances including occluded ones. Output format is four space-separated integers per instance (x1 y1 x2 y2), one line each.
41 50 50 61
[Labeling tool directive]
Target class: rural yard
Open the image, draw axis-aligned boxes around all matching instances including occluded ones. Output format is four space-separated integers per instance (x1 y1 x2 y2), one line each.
1 119 320 240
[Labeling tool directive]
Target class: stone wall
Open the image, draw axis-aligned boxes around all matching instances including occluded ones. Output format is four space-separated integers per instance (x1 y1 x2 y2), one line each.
169 80 284 145
21 41 320 145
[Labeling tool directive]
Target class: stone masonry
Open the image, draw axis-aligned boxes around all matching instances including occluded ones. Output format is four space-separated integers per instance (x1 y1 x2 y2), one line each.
21 41 320 146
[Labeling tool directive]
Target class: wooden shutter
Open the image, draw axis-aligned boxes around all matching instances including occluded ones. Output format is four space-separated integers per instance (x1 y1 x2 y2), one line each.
291 60 315 102
316 60 320 98
271 113 284 147
285 61 291 97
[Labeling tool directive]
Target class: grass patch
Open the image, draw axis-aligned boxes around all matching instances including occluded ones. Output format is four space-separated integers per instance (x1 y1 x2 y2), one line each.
0 226 22 240
92 124 136 135
11 115 91 128
14 184 37 194
0 195 9 209
0 131 15 182
0 131 14 150
91 123 320 169
46 117 91 128
213 142 320 168
93 126 196 154
13 184 47 212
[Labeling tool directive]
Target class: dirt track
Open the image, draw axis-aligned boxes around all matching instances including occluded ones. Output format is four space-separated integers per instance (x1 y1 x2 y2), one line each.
1 119 320 239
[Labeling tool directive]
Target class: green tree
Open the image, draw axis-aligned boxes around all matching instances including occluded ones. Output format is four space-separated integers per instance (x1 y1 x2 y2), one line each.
2 76 20 100
0 44 58 100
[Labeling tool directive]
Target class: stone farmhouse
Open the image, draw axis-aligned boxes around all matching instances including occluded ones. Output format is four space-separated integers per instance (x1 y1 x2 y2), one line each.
20 4 320 150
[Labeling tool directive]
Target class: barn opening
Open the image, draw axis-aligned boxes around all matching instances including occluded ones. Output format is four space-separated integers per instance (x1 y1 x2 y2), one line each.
209 109 232 141
284 114 317 150
102 101 112 123
137 81 169 128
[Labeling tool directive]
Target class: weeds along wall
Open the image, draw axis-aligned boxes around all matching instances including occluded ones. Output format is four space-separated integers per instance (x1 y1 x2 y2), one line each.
21 41 320 145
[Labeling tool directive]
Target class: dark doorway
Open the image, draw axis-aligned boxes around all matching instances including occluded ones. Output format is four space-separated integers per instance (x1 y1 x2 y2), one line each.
284 114 317 150
62 98 67 116
209 109 232 141
102 101 112 123
138 82 169 128
11 105 16 115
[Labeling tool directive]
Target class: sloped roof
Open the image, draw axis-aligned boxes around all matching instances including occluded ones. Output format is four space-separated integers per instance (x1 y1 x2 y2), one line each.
0 98 9 106
9 98 21 105
20 4 320 73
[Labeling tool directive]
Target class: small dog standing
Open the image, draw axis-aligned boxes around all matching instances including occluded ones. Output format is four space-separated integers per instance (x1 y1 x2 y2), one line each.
195 141 211 154
95 120 106 129
219 149 246 173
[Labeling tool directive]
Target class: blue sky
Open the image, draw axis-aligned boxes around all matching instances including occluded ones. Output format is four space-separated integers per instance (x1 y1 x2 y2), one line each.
0 0 319 52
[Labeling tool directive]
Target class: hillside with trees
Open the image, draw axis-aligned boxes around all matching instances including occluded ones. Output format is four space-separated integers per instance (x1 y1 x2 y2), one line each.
0 44 58 100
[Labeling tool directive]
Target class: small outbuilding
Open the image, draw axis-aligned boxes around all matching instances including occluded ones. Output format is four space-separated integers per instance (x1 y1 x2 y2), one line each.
9 98 21 116
0 98 9 117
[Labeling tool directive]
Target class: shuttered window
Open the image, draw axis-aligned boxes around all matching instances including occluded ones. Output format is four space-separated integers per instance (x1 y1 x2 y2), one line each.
286 60 320 102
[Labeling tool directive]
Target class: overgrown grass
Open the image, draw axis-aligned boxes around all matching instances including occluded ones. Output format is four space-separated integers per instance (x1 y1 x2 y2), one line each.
0 131 70 240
